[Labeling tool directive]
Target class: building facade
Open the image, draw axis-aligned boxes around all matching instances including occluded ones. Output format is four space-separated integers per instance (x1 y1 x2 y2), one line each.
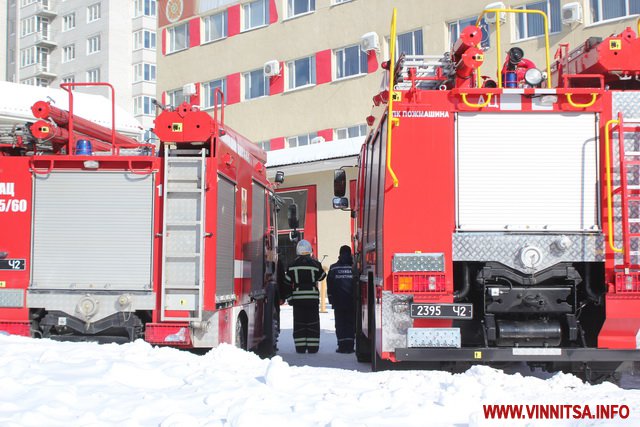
5 0 158 139
156 0 640 266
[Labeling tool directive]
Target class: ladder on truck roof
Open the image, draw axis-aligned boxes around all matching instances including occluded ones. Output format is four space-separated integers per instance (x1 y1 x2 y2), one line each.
160 148 207 321
607 114 640 292
394 54 453 91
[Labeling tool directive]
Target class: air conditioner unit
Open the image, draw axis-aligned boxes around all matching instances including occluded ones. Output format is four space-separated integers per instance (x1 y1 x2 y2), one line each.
183 83 197 96
562 2 582 25
263 60 280 77
310 136 325 144
361 32 380 52
484 2 506 24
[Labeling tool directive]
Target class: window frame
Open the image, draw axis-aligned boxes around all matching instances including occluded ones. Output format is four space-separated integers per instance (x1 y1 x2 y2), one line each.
335 124 367 140
242 0 269 32
243 68 270 100
334 44 368 80
286 132 319 148
62 44 75 63
202 78 227 109
167 88 185 107
285 0 316 20
87 3 101 23
87 34 101 55
513 0 562 41
202 10 228 43
167 23 189 54
589 0 640 24
134 95 155 116
63 12 76 32
286 55 316 91
86 67 101 83
134 0 157 18
134 29 157 50
133 62 156 83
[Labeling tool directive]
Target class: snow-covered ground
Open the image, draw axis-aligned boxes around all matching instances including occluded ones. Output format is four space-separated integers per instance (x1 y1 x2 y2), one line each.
1 306 639 427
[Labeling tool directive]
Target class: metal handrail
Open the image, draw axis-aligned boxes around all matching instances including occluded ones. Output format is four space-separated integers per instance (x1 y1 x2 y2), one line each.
476 9 552 89
387 8 399 188
460 92 493 108
605 118 623 253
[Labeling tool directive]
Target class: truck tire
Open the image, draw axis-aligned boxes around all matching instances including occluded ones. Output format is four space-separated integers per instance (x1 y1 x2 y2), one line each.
235 315 247 351
355 279 371 363
257 286 279 358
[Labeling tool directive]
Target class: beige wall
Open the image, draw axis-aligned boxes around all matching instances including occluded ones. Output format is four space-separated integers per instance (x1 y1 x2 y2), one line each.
158 0 640 141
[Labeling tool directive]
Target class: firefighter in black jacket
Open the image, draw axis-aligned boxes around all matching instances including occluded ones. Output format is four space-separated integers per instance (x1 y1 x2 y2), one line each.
327 245 355 353
284 240 326 353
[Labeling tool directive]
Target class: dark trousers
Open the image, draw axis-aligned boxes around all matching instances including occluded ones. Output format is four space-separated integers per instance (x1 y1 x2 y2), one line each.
334 308 355 351
293 302 320 353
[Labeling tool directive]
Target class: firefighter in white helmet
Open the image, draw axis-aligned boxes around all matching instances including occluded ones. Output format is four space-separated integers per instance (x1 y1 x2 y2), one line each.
284 239 326 353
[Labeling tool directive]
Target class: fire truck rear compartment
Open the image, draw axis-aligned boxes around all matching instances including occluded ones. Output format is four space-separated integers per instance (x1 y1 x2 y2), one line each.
27 170 156 341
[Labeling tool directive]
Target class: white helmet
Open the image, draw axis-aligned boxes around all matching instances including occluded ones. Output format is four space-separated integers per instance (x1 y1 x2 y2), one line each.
296 239 312 256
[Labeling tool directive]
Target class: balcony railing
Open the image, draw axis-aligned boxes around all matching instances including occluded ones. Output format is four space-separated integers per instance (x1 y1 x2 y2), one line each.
34 30 57 46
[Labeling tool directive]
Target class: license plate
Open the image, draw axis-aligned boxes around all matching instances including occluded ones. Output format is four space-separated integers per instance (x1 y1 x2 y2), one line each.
410 303 473 319
0 259 26 271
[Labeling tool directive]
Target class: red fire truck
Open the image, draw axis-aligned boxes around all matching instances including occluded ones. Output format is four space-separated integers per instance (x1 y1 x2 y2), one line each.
0 84 281 356
334 9 640 380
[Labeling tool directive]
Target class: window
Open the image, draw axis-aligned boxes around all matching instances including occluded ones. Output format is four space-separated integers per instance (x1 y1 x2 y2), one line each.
257 141 271 151
286 56 316 90
134 96 155 116
286 0 315 18
134 30 156 50
9 20 15 35
242 0 269 31
133 63 156 82
167 89 185 107
335 124 367 140
63 13 75 31
167 23 189 53
20 47 36 67
87 3 101 22
335 45 367 79
87 35 101 54
203 11 227 43
9 49 15 64
448 16 490 48
287 132 318 148
87 68 100 82
21 0 38 6
62 44 75 63
202 78 227 109
515 0 561 40
61 75 75 84
134 0 156 17
333 0 352 4
243 69 269 100
21 17 35 37
590 0 640 23
396 29 424 59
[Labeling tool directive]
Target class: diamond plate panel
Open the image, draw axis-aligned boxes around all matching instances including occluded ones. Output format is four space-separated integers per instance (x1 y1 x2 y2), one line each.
381 291 412 352
613 92 640 120
407 328 461 348
452 233 604 273
0 289 24 308
392 253 445 272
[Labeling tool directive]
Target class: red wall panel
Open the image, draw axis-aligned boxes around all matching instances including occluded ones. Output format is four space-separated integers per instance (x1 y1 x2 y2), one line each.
317 128 333 142
189 18 200 48
228 5 240 37
226 73 241 105
316 50 332 85
162 28 167 55
270 137 285 150
269 62 284 95
367 51 378 73
269 0 278 24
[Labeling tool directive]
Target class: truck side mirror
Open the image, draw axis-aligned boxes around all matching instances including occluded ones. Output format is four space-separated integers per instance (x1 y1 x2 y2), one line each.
334 169 346 197
333 197 349 210
287 203 299 229
275 170 285 184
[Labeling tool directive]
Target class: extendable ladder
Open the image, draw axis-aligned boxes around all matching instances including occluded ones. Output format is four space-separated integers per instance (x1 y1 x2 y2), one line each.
394 54 453 91
160 148 207 321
